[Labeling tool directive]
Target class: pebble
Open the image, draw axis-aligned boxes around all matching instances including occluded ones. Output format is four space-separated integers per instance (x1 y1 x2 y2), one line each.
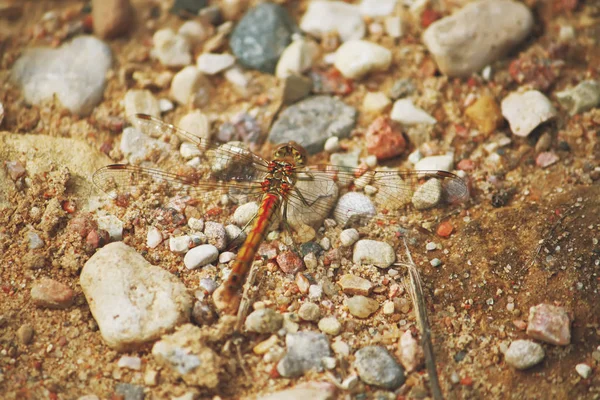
188 217 204 232
27 231 45 249
334 40 392 79
354 346 405 389
203 221 227 251
464 95 503 135
556 80 600 116
145 227 162 249
245 308 283 333
338 274 372 296
124 90 160 120
422 0 534 77
414 154 454 171
170 66 211 105
92 0 133 39
80 242 193 351
257 382 337 400
308 284 323 300
115 383 144 400
153 28 191 67
11 36 112 115
318 317 342 335
277 332 332 377
300 1 365 42
16 324 34 345
526 303 571 345
178 20 210 44
384 16 403 38
31 278 74 309
170 0 208 15
152 324 221 388
232 202 259 227
298 302 321 322
365 116 406 160
276 250 305 274
5 160 25 180
359 0 397 17
225 224 244 244
504 340 545 370
390 99 436 125
501 90 557 137
333 192 376 226
398 330 423 372
178 110 211 142
117 355 142 370
229 3 297 73
412 178 443 210
169 235 191 254
183 244 219 270
352 239 396 268
430 258 442 267
282 73 313 104
253 334 279 355
389 79 415 100
363 91 391 113
276 38 320 79
119 126 169 163
347 295 379 318
339 228 359 247
224 66 250 88
536 152 560 169
323 136 340 153
426 242 437 251
575 363 592 379
269 95 357 155
96 214 124 241
196 53 236 75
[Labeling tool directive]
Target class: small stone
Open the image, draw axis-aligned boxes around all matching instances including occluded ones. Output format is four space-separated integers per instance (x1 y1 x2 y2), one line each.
526 303 571 345
153 28 191 67
169 235 191 254
144 369 158 386
391 99 436 125
5 160 26 180
363 91 391 113
170 0 208 15
383 301 395 315
146 227 163 249
275 38 320 79
334 40 392 79
558 25 575 42
282 73 313 104
178 20 210 44
92 0 133 39
333 192 376 226
245 308 283 333
415 154 454 171
232 202 259 227
196 53 235 75
11 36 112 116
300 1 365 42
204 221 227 251
253 335 279 355
398 330 423 372
16 324 34 345
277 332 332 377
178 110 211 142
556 80 600 116
365 116 406 160
504 340 545 370
384 16 403 38
27 231 45 250
117 355 142 370
422 0 534 77
31 278 74 309
81 242 193 351
230 3 297 73
338 274 372 296
575 363 592 379
323 137 340 153
339 229 359 247
354 345 405 389
298 302 321 322
501 90 557 137
388 79 415 100
359 0 397 17
465 95 503 135
170 66 211 105
124 90 160 121
188 217 204 232
318 317 342 335
224 66 250 88
352 240 395 268
183 244 219 270
308 284 323 300
115 383 144 400
276 250 304 274
347 295 379 318
96 214 123 241
412 179 443 210
536 152 559 168
430 258 442 267
269 95 357 155
119 126 169 163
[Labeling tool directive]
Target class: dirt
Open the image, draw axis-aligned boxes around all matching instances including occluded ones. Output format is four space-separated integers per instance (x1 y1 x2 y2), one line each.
1 1 600 399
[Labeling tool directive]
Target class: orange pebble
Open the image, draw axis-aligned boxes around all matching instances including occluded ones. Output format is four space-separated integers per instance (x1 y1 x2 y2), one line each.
437 221 454 237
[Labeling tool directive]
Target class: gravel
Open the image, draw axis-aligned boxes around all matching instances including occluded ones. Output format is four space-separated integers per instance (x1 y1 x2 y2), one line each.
354 345 405 389
390 99 436 125
245 308 284 333
183 244 219 269
347 295 379 318
300 0 365 42
277 332 332 377
334 40 392 79
501 90 557 137
504 340 545 370
352 239 396 268
30 278 74 309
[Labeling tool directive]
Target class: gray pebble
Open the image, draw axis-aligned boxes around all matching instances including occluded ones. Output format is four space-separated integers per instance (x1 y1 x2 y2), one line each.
27 231 45 250
354 345 405 389
269 96 357 155
388 78 415 100
333 192 376 227
229 3 297 73
556 80 600 116
245 308 283 334
115 383 144 400
412 179 443 210
277 332 331 377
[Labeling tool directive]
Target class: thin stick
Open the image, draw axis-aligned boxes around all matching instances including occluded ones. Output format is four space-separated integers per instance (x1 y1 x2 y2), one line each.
397 236 444 400
235 260 261 333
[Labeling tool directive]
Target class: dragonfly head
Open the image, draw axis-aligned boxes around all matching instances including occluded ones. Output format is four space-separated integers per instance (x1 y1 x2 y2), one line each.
273 141 307 167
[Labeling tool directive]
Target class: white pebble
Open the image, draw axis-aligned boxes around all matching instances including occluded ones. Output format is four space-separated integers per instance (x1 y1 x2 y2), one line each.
183 244 219 269
153 28 191 67
384 16 403 38
187 217 204 232
27 231 45 250
224 66 249 88
196 53 235 75
275 38 320 79
576 363 592 379
340 228 359 247
501 90 557 137
382 301 395 314
359 0 397 17
146 227 163 248
170 66 208 105
324 136 340 153
97 215 123 241
169 235 191 254
232 202 259 227
300 1 365 42
308 284 323 300
425 242 437 251
178 20 209 44
218 251 235 264
158 98 174 113
363 91 391 113
178 110 210 141
117 356 142 370
353 239 395 268
414 154 454 171
334 40 392 79
504 340 545 370
391 99 436 125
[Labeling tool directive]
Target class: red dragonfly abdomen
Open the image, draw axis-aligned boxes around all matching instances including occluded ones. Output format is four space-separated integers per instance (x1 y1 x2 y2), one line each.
212 192 281 314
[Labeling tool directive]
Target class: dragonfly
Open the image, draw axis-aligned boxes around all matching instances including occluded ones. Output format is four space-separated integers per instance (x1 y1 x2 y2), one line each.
93 114 469 315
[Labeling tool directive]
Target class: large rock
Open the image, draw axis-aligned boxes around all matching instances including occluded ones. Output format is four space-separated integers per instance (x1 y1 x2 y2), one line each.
81 242 193 351
422 0 533 77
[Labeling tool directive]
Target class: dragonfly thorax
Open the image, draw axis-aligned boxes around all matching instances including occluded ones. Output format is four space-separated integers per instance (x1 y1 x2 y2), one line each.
263 160 296 196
